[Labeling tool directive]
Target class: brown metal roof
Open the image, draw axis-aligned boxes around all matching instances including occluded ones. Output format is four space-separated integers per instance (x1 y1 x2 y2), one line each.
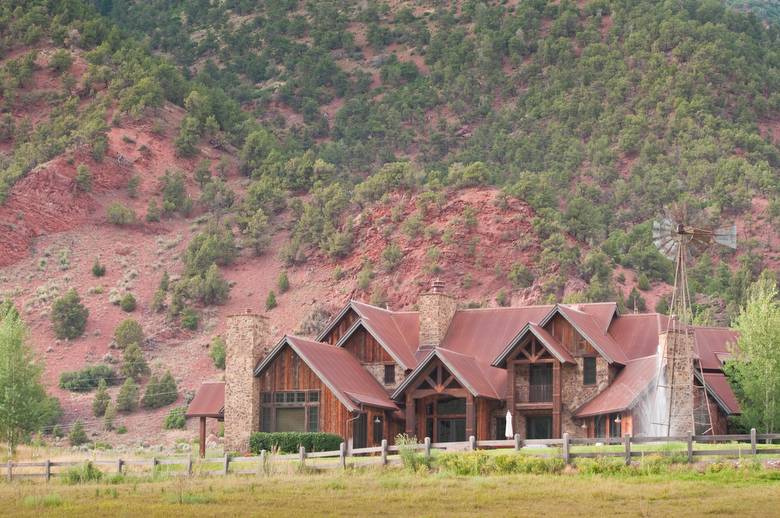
350 301 419 369
575 356 657 417
257 336 398 412
694 327 739 371
702 372 740 414
557 305 628 364
186 382 225 418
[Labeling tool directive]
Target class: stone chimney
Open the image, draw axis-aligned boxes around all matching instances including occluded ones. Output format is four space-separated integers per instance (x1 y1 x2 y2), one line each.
658 321 695 436
224 309 271 452
418 279 457 351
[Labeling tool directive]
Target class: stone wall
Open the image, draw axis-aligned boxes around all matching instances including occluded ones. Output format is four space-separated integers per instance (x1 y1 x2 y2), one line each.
560 356 610 437
224 312 272 453
418 284 457 350
362 362 406 389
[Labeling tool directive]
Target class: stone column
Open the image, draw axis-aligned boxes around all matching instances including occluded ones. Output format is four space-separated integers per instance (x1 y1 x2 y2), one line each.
224 310 271 452
660 327 695 436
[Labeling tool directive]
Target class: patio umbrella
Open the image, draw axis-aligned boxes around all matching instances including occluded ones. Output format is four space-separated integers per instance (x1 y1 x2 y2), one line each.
505 410 513 439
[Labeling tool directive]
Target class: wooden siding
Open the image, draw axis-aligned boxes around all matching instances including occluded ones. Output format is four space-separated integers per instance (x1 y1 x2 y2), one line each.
258 345 350 438
342 327 394 363
548 314 596 357
323 308 359 345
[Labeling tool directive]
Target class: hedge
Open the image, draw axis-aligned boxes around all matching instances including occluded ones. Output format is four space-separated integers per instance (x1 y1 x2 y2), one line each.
249 432 342 454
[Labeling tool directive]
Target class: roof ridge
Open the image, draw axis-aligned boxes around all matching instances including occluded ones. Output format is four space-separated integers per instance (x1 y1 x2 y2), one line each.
456 304 556 312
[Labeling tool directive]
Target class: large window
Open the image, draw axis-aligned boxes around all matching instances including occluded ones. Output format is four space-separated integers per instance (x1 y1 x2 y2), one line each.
424 396 467 443
583 357 597 385
260 390 320 433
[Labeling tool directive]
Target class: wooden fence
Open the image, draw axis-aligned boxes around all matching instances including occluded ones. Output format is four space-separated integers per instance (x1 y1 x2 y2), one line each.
5 430 780 481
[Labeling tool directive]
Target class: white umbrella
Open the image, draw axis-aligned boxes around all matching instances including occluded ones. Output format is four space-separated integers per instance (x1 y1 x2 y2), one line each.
505 411 514 439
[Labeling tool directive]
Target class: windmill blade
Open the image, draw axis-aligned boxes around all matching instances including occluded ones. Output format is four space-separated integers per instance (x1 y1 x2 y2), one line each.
713 224 737 250
658 238 679 260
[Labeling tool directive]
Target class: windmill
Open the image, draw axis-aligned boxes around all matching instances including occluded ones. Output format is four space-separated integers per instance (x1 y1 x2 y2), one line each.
650 214 737 436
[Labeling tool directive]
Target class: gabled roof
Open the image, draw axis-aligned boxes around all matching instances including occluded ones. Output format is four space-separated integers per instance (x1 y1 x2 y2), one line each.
574 356 657 418
391 348 505 400
492 322 576 367
319 300 419 370
700 372 740 414
255 336 398 412
554 304 627 364
186 382 225 418
693 327 739 371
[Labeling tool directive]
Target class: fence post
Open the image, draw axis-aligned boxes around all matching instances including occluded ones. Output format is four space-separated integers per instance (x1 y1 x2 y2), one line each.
299 446 306 466
6 460 11 482
223 454 229 475
469 435 476 451
116 458 123 475
623 434 631 466
381 439 388 466
259 450 267 475
687 434 694 463
186 456 193 476
151 456 157 474
562 433 570 465
44 459 51 482
751 428 757 456
514 433 521 452
424 437 431 459
339 442 346 470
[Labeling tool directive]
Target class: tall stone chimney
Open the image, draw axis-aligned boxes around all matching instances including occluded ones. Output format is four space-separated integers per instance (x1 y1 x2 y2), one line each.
418 279 457 351
224 309 271 452
658 322 695 436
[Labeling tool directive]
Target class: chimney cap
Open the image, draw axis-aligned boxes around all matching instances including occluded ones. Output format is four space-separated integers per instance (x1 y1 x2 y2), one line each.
430 278 446 293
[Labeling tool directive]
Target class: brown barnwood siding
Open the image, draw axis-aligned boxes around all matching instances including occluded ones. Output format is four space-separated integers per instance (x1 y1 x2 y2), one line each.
342 328 394 363
476 398 494 440
258 345 351 438
323 309 359 345
548 314 596 356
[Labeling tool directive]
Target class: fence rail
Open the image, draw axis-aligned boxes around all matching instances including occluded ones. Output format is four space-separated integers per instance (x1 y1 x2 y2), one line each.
5 430 780 481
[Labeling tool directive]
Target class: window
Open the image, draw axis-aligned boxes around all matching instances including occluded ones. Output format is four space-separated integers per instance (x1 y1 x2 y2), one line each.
384 364 395 385
583 357 597 385
260 390 320 433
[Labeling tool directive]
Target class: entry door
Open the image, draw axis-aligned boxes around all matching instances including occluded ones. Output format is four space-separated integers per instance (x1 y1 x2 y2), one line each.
526 415 553 439
353 413 367 449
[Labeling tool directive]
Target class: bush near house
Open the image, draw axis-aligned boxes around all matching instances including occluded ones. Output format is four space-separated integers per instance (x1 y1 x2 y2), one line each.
249 432 342 454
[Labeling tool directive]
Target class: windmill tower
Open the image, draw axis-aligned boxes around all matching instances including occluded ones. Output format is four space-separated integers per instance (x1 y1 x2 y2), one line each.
651 216 737 436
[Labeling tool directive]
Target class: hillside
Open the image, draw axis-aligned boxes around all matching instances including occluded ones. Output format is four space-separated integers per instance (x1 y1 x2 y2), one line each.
725 0 780 24
0 0 779 444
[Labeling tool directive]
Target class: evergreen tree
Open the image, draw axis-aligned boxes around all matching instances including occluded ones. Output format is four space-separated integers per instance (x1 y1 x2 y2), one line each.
278 270 290 293
75 164 92 192
114 319 144 349
0 301 54 453
92 378 110 417
103 403 117 431
68 419 88 446
51 289 89 339
194 159 212 188
116 377 139 412
121 342 149 381
210 336 226 369
265 290 277 311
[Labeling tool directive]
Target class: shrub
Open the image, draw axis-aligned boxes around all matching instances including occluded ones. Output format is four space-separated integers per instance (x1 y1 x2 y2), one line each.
116 425 127 434
141 371 178 409
64 462 103 484
127 175 140 198
395 433 432 472
51 288 89 339
194 159 212 188
637 272 651 291
49 49 72 73
103 403 116 431
91 258 105 277
68 420 88 446
265 290 277 311
75 164 92 192
92 379 110 417
496 289 510 307
116 377 139 412
181 307 199 330
508 263 534 288
59 364 114 392
357 262 374 291
106 202 136 226
121 342 149 381
164 407 187 430
146 199 161 222
119 293 136 312
193 264 230 305
210 336 226 370
114 319 144 349
381 243 403 271
249 432 342 454
277 271 290 293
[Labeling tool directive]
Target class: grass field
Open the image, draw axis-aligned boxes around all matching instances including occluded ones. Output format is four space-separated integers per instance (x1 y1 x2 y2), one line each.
3 466 780 517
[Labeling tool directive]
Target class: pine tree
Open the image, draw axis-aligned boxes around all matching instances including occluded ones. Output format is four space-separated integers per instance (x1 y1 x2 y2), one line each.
51 289 89 339
92 378 110 417
68 419 88 446
121 342 149 380
103 403 116 431
278 270 290 293
113 319 144 349
116 377 139 412
265 290 277 311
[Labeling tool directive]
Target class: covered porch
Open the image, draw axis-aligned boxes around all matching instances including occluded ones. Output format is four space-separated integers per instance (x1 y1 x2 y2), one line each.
186 381 225 458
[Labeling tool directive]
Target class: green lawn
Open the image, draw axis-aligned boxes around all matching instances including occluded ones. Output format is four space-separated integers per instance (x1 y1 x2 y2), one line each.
4 467 780 517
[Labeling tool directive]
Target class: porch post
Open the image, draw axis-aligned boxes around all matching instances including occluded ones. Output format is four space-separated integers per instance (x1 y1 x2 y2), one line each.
506 359 515 434
465 393 475 440
405 394 416 436
199 417 206 458
552 362 561 438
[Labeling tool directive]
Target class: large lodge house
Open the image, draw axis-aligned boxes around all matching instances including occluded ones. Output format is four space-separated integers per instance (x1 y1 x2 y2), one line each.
187 280 739 453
